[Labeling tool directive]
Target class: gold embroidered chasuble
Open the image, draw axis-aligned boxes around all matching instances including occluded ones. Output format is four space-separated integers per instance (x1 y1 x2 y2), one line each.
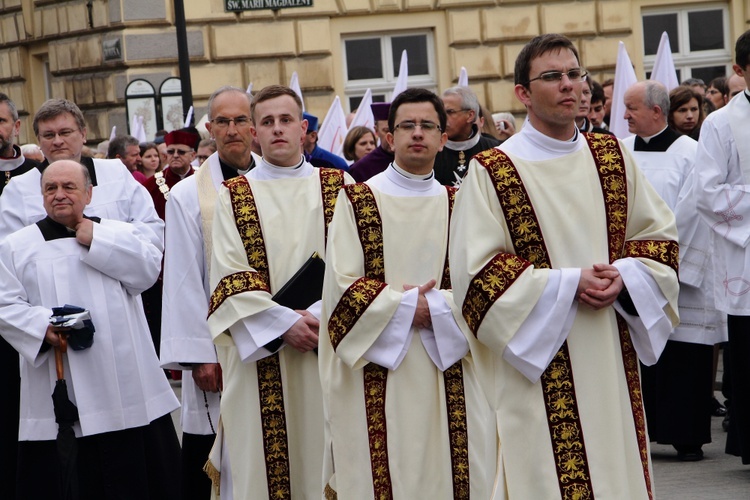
450 133 679 500
321 181 496 499
207 167 344 500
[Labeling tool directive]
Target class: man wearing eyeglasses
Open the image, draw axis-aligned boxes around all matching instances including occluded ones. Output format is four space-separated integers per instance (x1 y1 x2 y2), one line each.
450 34 679 498
320 88 495 498
207 85 351 499
160 86 259 500
433 86 500 187
143 127 201 220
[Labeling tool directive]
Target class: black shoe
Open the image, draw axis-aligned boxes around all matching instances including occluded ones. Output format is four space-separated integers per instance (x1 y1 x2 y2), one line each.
711 397 728 417
676 448 704 462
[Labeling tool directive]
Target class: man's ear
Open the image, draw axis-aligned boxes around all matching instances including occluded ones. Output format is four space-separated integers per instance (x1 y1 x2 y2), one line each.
515 84 532 107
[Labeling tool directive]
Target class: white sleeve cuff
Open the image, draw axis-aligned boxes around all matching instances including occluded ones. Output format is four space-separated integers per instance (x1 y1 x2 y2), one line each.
230 306 301 363
420 289 468 371
362 287 417 370
612 258 671 365
504 268 580 382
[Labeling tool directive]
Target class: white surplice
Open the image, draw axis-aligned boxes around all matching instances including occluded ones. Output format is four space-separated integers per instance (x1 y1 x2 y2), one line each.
0 218 178 441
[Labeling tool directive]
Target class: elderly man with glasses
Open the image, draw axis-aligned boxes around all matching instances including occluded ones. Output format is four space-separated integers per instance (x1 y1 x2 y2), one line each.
433 86 500 187
450 33 679 498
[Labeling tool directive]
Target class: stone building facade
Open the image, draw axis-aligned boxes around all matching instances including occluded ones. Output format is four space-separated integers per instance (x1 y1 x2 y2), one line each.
0 0 747 144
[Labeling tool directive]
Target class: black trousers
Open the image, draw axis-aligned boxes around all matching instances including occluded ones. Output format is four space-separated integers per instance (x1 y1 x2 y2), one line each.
726 315 750 463
0 337 20 500
182 433 216 500
17 414 182 500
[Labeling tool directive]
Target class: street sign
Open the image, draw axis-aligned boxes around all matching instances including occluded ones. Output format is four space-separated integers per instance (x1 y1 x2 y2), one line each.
224 0 313 11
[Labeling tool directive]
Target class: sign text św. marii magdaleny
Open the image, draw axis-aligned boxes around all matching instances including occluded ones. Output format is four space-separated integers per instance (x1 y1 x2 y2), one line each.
225 0 313 11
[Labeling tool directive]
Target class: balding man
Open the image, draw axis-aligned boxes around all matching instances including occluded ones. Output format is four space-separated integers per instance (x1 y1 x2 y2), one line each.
0 160 180 499
623 80 725 461
727 73 747 100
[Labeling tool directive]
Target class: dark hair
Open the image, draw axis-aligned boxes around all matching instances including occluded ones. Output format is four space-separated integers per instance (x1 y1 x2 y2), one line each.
108 135 140 159
514 34 580 87
0 92 19 121
251 85 303 122
589 79 605 104
668 86 705 132
343 126 376 161
736 29 750 68
681 78 706 89
708 76 728 97
33 99 86 136
387 88 447 134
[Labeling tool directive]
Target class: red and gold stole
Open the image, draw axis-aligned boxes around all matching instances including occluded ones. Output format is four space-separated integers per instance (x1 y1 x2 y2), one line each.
209 168 344 499
330 184 467 499
471 133 676 499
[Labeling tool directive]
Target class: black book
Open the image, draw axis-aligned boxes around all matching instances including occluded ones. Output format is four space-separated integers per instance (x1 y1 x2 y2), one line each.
263 252 325 352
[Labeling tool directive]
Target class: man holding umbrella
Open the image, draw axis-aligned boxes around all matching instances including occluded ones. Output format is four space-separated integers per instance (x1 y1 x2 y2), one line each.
0 160 181 499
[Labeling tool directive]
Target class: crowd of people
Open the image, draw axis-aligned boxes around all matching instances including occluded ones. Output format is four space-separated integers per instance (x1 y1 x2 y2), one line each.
0 28 749 500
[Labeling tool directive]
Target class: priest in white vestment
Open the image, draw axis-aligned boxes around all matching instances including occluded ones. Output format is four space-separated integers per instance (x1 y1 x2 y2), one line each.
0 160 180 499
161 87 259 500
694 29 750 464
321 88 495 499
450 35 680 499
622 80 726 461
207 85 351 499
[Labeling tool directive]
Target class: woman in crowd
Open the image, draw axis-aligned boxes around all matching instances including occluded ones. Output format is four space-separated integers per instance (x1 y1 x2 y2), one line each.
669 86 705 140
137 142 162 180
343 125 377 162
706 76 728 111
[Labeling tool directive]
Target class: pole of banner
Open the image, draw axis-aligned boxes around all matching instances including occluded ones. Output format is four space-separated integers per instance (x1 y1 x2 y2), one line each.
174 0 194 126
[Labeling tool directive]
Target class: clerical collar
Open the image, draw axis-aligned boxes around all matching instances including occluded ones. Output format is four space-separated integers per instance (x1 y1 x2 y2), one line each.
368 162 441 196
633 126 680 152
523 119 580 150
0 145 26 171
446 125 482 151
36 215 101 241
218 156 253 180
577 117 592 132
745 89 750 105
254 155 312 179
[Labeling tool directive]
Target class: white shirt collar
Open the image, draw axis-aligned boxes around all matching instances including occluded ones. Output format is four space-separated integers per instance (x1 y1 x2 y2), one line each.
367 162 444 197
501 119 585 160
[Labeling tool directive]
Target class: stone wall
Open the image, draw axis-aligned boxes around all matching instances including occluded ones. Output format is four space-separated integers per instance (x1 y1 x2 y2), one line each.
0 0 747 144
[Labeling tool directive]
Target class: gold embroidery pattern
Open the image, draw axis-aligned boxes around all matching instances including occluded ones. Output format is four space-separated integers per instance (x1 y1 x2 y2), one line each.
440 186 457 290
623 240 679 274
584 133 628 263
462 253 531 337
319 168 345 242
477 149 595 498
324 483 337 500
208 271 270 317
363 363 392 500
328 277 387 350
256 353 291 500
224 176 293 498
225 176 271 284
444 361 470 498
344 184 386 280
586 133 654 497
345 183 393 498
616 315 653 500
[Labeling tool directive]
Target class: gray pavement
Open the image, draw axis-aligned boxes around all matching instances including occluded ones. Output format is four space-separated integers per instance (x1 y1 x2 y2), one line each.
652 396 750 500
169 383 750 499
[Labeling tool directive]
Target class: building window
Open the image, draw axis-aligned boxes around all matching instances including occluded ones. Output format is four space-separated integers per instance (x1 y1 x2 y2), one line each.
342 31 436 111
642 5 731 84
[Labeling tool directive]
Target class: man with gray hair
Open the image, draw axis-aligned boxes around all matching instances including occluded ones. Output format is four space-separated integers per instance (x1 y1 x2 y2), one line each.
623 80 725 461
108 134 145 182
434 86 500 186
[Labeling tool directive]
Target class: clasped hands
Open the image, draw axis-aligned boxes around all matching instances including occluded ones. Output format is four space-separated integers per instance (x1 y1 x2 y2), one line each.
577 263 624 310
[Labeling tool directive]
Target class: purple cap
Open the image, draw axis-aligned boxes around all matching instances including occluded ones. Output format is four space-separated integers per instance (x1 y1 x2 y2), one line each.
370 102 390 121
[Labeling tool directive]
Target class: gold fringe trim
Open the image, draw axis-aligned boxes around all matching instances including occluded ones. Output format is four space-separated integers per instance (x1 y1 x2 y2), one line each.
203 459 221 496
